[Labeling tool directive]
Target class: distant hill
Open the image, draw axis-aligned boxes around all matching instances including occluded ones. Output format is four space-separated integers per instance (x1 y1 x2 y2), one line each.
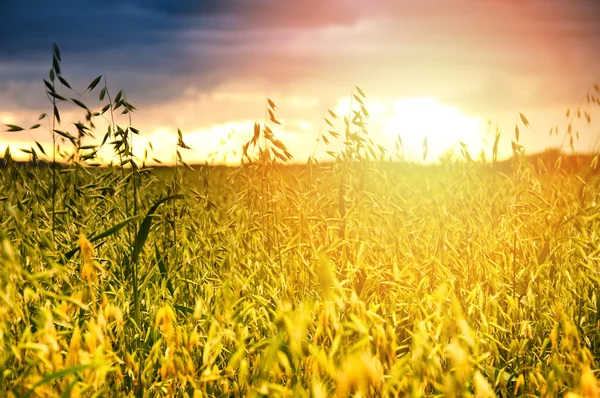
1 148 598 173
493 148 598 174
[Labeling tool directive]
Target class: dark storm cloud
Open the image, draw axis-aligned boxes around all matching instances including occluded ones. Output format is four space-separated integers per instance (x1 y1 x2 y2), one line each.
0 0 365 111
0 0 361 58
0 1 231 110
0 2 179 72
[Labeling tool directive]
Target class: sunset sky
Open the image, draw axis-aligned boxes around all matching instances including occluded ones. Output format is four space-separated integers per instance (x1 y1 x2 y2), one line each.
1 0 600 164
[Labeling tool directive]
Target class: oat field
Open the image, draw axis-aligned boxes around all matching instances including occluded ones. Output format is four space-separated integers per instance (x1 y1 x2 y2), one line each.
1 47 600 397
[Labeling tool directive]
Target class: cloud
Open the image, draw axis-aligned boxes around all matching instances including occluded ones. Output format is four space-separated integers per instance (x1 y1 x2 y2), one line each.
2 0 600 162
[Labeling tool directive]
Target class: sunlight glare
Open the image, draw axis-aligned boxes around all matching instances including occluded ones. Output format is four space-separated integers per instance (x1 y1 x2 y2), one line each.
335 97 487 162
385 98 486 162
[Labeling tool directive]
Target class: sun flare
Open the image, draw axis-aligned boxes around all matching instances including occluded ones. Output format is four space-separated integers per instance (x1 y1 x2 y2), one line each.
336 97 488 162
385 98 489 162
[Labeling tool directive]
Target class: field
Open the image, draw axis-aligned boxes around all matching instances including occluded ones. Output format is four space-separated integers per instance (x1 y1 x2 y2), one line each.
2 51 600 397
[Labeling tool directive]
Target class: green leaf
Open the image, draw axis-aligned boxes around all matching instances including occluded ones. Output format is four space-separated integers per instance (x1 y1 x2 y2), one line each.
101 131 110 147
114 90 123 105
53 130 76 146
87 75 102 92
43 79 54 92
71 98 89 110
52 43 61 61
35 141 46 155
24 364 95 398
52 55 61 75
131 195 185 265
63 216 137 261
154 243 174 295
58 75 71 89
54 105 61 124
48 91 67 101
5 124 24 132
174 305 194 316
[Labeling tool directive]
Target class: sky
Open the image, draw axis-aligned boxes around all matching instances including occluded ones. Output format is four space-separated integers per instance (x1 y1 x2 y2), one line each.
1 0 600 164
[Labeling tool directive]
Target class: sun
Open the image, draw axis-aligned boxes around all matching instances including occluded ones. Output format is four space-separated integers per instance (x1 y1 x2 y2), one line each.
335 97 487 162
383 97 486 161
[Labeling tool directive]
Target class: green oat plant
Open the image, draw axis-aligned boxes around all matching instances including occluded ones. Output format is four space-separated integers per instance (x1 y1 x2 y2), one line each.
3 46 600 397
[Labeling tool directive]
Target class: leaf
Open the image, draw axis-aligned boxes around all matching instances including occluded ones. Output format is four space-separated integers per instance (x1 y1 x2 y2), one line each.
114 90 123 105
24 363 95 398
52 55 61 75
38 113 47 121
87 75 103 92
99 87 106 101
174 305 194 315
154 243 174 295
252 122 261 143
361 105 370 118
71 98 89 110
493 132 501 162
63 216 137 261
48 91 67 101
515 125 520 142
29 124 41 130
52 43 61 61
355 85 366 97
328 109 338 120
53 130 76 146
519 112 530 127
537 239 550 265
54 105 61 124
35 141 46 155
272 148 287 162
43 79 54 92
58 76 71 89
5 124 24 132
422 136 428 160
352 93 364 105
554 156 562 170
101 131 110 147
131 195 185 265
267 98 276 109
